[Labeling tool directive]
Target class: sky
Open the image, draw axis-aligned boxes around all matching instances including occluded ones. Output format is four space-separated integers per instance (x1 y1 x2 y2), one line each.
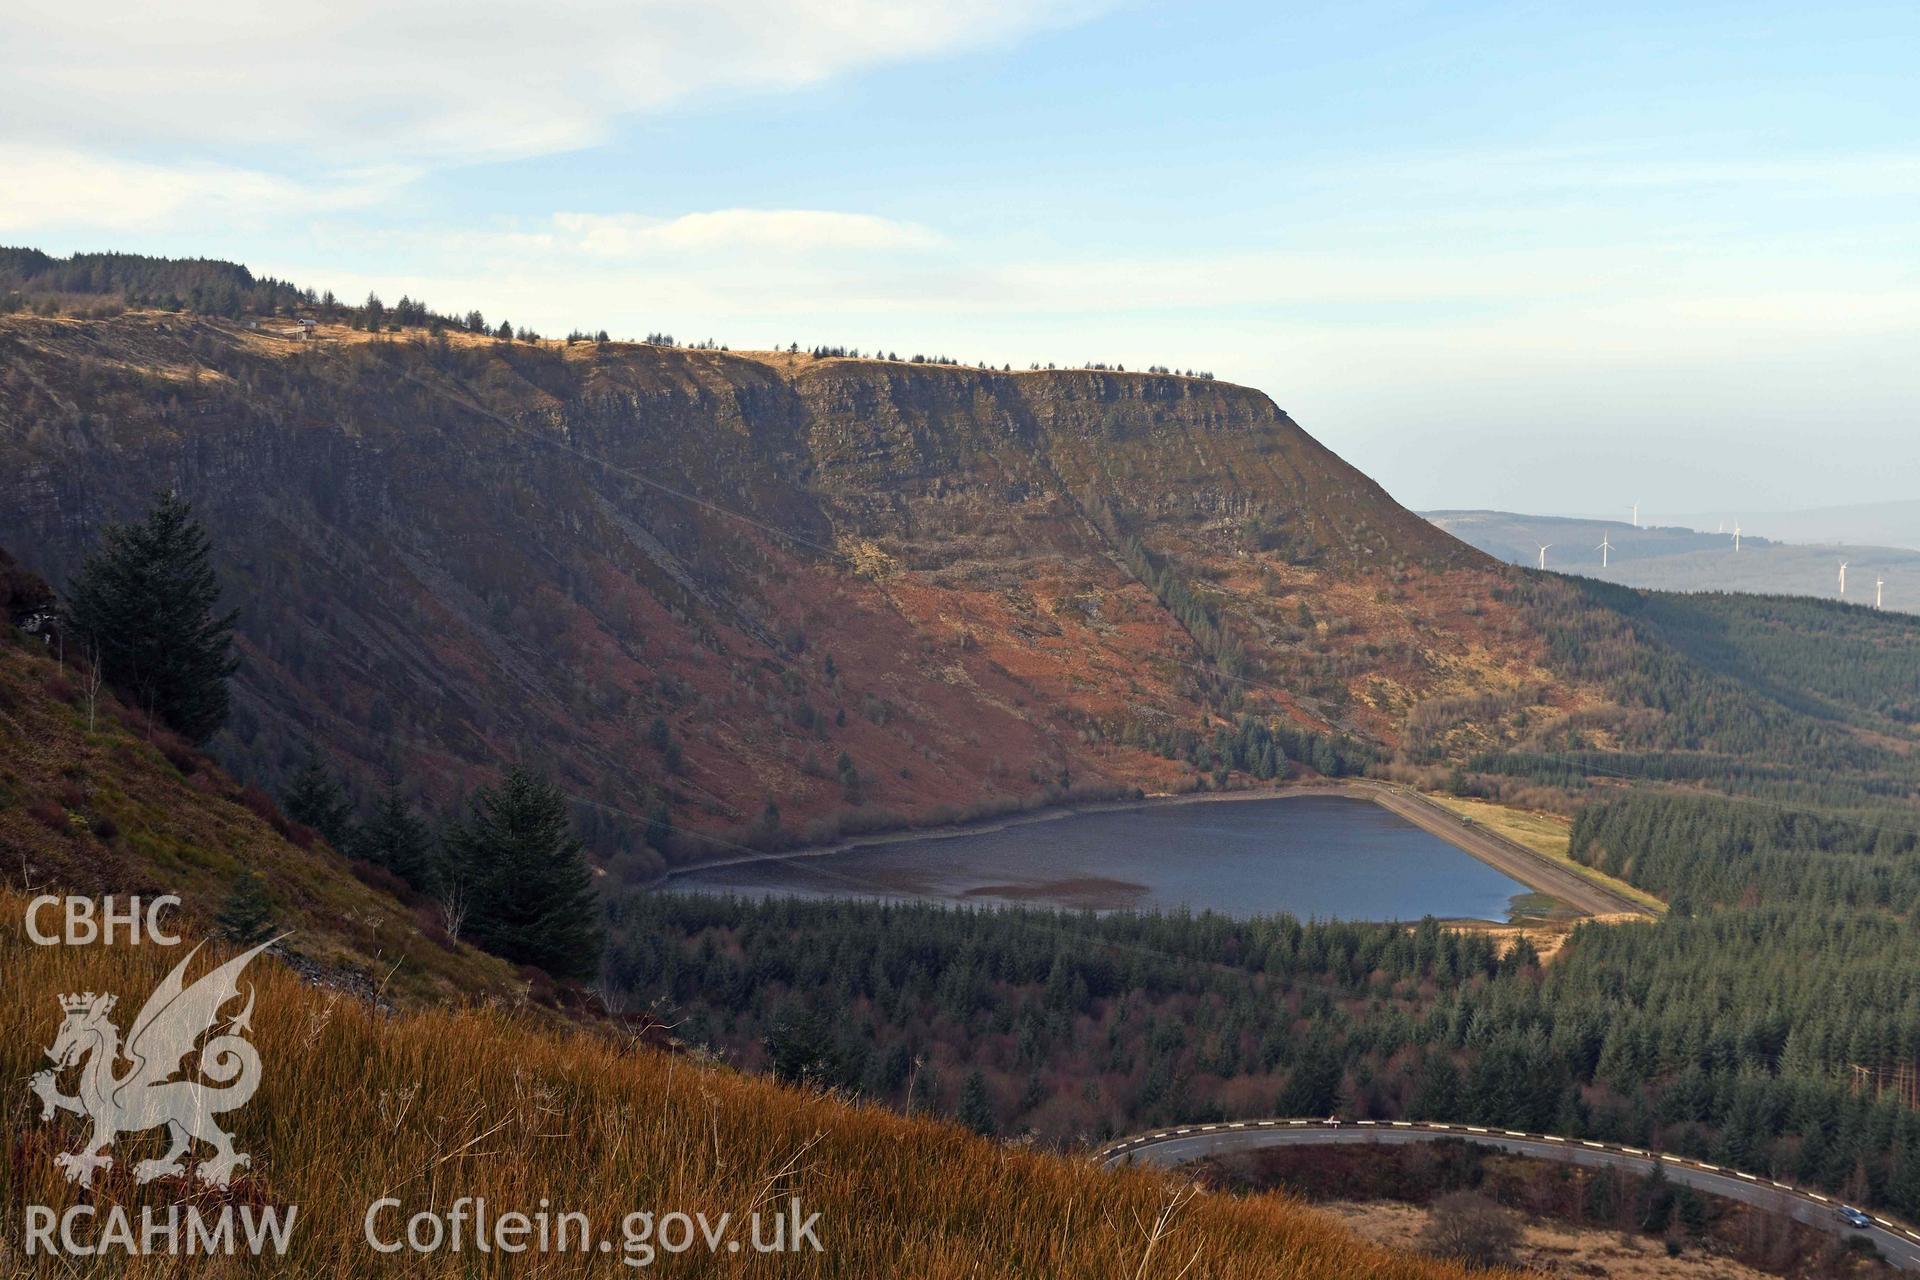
4 0 1916 518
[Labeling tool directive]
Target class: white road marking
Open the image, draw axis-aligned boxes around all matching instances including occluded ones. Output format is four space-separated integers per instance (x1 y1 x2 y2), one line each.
1096 1123 1920 1261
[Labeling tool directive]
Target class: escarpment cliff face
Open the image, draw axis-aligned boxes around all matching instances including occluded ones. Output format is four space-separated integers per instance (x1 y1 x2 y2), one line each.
782 358 1468 569
0 312 1555 869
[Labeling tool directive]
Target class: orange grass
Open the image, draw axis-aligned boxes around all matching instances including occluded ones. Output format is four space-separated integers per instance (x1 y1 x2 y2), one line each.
1 895 1505 1278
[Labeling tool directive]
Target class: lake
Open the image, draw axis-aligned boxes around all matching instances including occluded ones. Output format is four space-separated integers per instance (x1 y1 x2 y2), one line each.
665 794 1536 921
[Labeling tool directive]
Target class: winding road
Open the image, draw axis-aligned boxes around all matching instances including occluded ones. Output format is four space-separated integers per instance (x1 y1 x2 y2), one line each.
1100 1119 1920 1270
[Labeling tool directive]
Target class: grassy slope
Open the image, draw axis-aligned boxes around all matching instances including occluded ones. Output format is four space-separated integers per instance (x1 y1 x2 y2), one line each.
0 897 1505 1279
0 629 515 1005
1423 793 1667 914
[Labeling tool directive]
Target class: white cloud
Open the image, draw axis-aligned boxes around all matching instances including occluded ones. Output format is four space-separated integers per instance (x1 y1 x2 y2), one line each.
4 0 1107 166
0 145 407 233
2 0 1103 236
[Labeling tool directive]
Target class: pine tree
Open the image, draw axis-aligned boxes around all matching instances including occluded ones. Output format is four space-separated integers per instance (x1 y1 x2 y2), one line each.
67 491 239 742
1278 1042 1343 1117
765 1005 839 1087
444 768 603 981
1501 934 1541 974
356 782 437 891
957 1070 996 1136
216 873 275 945
1412 1052 1462 1120
282 753 354 848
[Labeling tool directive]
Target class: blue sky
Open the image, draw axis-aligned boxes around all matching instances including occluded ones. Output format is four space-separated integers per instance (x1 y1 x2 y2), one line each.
5 0 1915 519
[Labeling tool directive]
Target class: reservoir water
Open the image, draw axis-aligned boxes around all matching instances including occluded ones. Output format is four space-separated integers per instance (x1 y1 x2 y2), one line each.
666 794 1534 921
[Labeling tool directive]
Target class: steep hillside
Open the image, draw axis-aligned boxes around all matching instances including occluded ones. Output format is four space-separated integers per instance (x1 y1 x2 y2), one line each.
10 296 1910 867
0 309 1570 866
0 895 1506 1279
0 609 515 1004
1467 573 1920 813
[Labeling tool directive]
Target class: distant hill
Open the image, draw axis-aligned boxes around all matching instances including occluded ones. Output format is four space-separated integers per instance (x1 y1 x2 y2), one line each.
1657 498 1920 553
1426 509 1919 615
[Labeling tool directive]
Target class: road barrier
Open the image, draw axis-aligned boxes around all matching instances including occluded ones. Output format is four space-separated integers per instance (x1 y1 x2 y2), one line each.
1097 1118 1920 1255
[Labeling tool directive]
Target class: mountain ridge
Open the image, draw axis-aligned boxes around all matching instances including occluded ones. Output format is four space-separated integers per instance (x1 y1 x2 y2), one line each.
0 308 1537 868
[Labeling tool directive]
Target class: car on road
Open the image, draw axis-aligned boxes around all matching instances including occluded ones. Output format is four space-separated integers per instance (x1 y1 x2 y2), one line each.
1836 1206 1874 1230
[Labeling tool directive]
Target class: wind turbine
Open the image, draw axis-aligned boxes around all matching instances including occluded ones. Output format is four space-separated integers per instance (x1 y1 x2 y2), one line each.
1597 534 1613 568
1732 523 1742 553
1876 577 1886 610
1630 503 1639 529
1838 561 1848 598
1537 544 1553 570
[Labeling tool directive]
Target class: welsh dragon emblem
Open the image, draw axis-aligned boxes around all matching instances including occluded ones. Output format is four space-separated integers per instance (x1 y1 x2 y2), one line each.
30 938 277 1188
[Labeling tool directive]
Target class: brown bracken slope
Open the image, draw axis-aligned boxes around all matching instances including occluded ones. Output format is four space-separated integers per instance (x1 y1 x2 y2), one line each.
0 313 1586 870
